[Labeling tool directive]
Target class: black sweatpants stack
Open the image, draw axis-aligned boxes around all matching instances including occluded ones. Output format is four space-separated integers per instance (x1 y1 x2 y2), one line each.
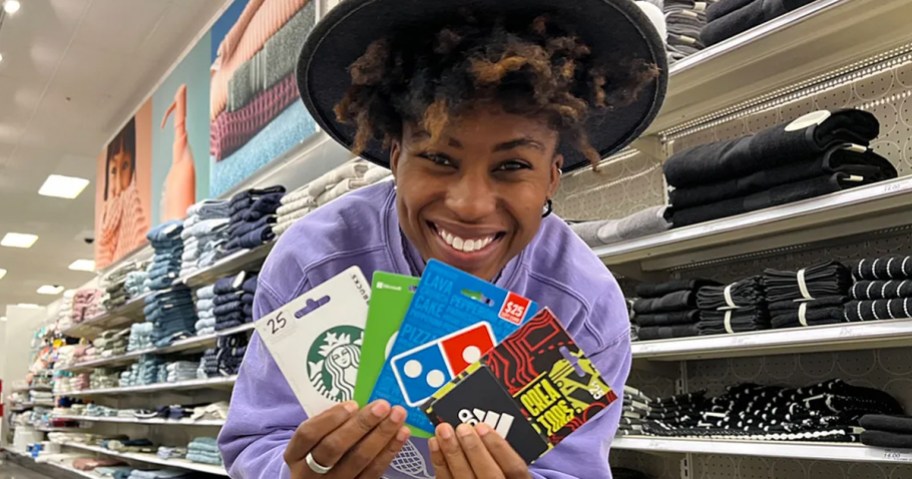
632 279 720 340
845 255 912 322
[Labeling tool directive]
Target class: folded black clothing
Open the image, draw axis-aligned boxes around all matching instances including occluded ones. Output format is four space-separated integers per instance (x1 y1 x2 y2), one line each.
850 255 912 281
214 291 244 306
851 280 912 300
860 415 912 434
861 430 912 449
649 391 707 408
701 0 819 46
768 295 848 312
634 310 700 327
697 275 765 310
668 148 896 209
845 299 912 322
637 324 700 340
670 172 890 227
633 291 696 314
663 109 880 188
770 309 845 329
705 0 756 22
763 261 853 303
698 308 770 335
635 279 720 298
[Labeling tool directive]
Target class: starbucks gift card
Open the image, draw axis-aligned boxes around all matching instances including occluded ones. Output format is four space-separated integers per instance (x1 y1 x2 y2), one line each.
423 308 617 464
370 259 538 433
255 266 370 417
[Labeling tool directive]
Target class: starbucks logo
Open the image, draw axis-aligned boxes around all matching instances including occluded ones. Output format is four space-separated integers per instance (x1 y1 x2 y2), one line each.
307 326 363 402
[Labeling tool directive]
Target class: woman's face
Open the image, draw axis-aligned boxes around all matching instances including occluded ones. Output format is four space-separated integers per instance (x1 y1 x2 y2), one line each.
331 348 354 368
113 145 134 196
391 105 562 281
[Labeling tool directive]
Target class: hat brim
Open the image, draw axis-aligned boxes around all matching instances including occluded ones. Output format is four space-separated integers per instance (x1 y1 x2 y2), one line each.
297 0 668 173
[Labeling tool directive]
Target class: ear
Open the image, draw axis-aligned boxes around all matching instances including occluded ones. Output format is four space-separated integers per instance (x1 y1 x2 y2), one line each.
548 154 563 198
389 138 402 183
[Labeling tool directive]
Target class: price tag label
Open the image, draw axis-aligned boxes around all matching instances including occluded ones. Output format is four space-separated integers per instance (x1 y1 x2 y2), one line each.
838 326 856 338
882 449 912 462
256 266 370 417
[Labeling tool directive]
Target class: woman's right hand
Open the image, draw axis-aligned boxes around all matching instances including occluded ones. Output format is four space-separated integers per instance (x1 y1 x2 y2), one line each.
284 400 411 479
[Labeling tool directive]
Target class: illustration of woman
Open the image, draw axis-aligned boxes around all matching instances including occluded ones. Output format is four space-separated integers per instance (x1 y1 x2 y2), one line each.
325 343 360 401
98 118 148 269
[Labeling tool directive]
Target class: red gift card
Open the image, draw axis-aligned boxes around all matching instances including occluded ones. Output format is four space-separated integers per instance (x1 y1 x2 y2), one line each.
499 292 532 325
440 323 496 374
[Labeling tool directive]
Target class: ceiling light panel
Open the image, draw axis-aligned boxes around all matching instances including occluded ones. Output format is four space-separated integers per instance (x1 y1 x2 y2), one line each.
37 285 64 295
68 259 95 272
0 268 6 279
1 233 38 248
39 175 90 199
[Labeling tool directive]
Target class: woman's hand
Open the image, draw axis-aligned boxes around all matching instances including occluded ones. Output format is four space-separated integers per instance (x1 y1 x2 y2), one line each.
429 423 531 479
284 400 410 478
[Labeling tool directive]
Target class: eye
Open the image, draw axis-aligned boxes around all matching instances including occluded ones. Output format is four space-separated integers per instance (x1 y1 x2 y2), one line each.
496 160 531 172
419 152 455 167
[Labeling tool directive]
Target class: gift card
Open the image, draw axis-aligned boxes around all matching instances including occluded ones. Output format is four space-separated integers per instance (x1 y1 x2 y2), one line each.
255 266 370 417
370 259 538 433
424 308 617 464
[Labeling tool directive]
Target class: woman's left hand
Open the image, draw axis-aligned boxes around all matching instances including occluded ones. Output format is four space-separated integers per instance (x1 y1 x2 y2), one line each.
429 422 530 479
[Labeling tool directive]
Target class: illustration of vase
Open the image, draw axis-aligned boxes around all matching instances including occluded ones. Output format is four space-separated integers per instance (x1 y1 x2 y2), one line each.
160 83 196 222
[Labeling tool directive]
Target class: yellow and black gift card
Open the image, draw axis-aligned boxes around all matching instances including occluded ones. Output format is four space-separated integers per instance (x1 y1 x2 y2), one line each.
423 307 617 464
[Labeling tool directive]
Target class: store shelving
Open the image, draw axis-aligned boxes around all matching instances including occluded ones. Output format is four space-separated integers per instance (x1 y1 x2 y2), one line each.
178 243 274 288
6 451 100 479
61 294 150 339
63 443 228 476
59 323 256 372
61 376 237 397
632 319 912 361
53 415 225 427
594 176 912 273
612 436 912 464
646 0 912 135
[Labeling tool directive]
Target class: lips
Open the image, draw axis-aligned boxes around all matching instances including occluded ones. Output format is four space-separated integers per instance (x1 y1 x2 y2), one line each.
428 222 503 255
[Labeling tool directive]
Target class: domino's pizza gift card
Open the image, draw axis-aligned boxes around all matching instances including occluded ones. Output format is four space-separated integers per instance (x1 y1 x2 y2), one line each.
423 307 617 464
255 266 371 417
370 259 538 433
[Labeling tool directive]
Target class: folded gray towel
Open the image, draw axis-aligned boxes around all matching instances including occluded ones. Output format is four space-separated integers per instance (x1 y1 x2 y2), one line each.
570 206 670 247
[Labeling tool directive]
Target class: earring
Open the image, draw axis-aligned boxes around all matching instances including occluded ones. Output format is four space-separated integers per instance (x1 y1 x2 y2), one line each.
542 199 553 218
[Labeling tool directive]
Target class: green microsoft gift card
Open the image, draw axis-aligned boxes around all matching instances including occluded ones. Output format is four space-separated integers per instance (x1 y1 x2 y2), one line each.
354 272 429 436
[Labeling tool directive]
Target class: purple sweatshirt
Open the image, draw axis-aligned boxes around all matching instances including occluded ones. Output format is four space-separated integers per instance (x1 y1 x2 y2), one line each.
218 181 631 478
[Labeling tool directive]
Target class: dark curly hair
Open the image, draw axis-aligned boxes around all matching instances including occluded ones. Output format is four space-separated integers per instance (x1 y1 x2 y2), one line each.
334 12 659 169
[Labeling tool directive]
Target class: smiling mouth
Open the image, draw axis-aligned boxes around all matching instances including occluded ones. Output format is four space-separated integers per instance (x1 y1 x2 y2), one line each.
427 222 505 254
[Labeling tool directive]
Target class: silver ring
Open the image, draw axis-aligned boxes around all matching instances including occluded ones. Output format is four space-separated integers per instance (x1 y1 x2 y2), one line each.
306 452 334 475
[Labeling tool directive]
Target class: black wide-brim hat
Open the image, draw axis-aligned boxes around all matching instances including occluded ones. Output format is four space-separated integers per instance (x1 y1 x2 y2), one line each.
297 0 668 173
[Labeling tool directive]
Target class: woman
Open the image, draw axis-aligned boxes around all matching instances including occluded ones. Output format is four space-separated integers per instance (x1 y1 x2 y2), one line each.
98 118 148 269
219 0 666 478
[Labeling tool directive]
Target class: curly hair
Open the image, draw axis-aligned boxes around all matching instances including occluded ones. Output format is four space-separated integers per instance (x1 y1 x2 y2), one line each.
334 12 659 169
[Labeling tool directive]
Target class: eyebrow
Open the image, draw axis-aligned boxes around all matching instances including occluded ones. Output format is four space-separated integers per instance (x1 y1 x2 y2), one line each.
410 131 545 152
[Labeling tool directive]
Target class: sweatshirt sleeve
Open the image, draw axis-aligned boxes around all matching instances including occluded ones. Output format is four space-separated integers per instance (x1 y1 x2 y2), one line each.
218 281 308 478
528 292 633 478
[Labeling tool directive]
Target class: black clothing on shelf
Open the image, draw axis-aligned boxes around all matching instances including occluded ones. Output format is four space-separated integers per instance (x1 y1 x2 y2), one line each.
634 310 700 327
633 290 697 314
637 324 700 340
850 255 912 281
705 0 756 22
769 296 848 329
697 276 765 310
851 280 912 300
861 430 912 448
763 261 852 303
700 0 819 47
635 279 720 298
859 415 912 434
844 299 912 322
698 307 770 335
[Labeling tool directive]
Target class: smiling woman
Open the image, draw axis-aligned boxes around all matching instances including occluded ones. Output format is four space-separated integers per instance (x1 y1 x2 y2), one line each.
218 1 667 479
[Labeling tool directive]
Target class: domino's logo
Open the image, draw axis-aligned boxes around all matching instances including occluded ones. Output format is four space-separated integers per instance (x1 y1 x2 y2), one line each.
391 323 496 407
459 408 515 438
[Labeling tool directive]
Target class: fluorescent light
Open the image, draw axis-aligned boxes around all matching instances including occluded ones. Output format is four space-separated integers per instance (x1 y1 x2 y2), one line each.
39 175 90 199
68 259 95 272
4 0 21 14
17 303 41 309
0 316 6 322
0 268 6 280
0 52 4 63
1 233 38 248
37 285 64 295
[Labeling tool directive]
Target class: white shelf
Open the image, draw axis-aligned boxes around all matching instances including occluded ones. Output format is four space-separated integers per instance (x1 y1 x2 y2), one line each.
178 243 274 288
594 176 912 272
612 436 912 464
7 452 100 479
61 294 149 339
59 323 255 372
632 319 912 361
54 415 225 427
63 443 228 476
61 376 237 397
647 0 912 135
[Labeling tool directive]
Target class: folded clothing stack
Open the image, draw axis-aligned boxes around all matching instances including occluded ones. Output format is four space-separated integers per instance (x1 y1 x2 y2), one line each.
664 0 709 63
72 288 104 324
569 206 671 248
146 221 185 290
216 333 249 376
127 322 155 352
144 285 198 348
195 285 217 336
696 276 769 334
162 361 199 383
89 369 120 390
218 186 286 258
191 401 230 421
85 404 117 417
846 255 912 322
94 328 130 358
186 437 223 465
157 446 188 460
181 200 232 276
274 159 391 236
56 290 77 331
213 271 258 331
125 270 149 298
618 386 653 436
701 0 817 47
664 110 896 228
199 348 219 379
103 261 145 310
632 279 718 339
120 356 163 387
860 414 912 449
764 261 853 328
128 468 195 479
642 379 902 441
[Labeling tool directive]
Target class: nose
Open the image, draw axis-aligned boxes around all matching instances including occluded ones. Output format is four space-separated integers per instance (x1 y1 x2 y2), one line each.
445 170 497 222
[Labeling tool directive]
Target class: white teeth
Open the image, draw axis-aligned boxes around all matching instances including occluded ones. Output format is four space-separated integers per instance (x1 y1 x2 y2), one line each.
445 232 454 245
465 240 476 252
452 237 464 250
435 226 495 253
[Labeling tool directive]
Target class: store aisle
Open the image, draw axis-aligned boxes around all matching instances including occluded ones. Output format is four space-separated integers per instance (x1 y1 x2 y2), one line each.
0 462 54 479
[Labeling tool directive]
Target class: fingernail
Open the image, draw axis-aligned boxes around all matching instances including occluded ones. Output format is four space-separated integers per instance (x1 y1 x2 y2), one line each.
396 426 411 442
371 400 390 417
343 401 358 414
437 423 453 440
476 423 492 437
428 438 439 452
389 406 406 423
456 423 474 438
